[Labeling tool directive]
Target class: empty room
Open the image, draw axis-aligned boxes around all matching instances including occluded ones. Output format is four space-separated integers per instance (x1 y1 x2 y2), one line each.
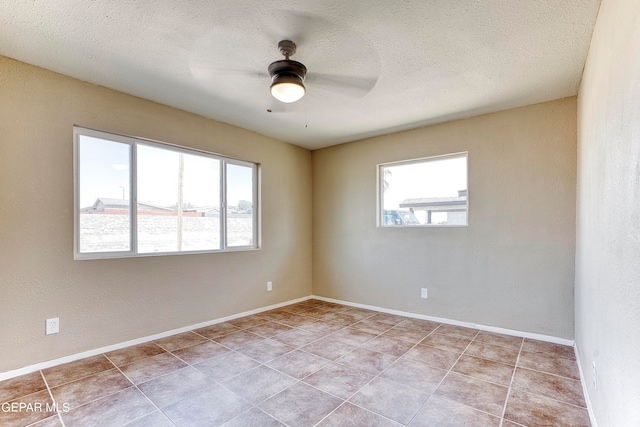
0 0 638 426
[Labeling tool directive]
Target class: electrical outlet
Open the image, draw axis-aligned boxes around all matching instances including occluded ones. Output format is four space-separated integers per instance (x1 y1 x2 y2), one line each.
592 361 598 390
421 288 428 299
46 318 59 335
267 281 273 291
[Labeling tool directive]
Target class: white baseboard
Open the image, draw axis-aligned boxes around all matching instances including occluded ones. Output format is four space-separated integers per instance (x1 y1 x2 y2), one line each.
0 296 311 382
574 345 599 427
1 294 576 382
311 295 575 346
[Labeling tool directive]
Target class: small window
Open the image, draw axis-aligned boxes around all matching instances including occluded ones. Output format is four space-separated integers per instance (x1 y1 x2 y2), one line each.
379 153 468 227
74 127 259 259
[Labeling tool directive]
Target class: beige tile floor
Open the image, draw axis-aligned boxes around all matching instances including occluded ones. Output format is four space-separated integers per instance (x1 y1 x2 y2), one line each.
0 299 591 426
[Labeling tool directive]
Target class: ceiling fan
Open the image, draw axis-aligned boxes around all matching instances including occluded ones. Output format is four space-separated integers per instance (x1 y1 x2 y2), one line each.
188 12 380 109
268 40 307 103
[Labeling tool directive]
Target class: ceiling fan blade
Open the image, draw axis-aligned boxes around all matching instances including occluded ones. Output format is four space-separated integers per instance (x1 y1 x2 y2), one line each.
306 72 378 97
190 62 268 84
262 10 334 48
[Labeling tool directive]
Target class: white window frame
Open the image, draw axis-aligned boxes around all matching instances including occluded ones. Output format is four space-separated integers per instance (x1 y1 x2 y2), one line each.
73 126 259 259
378 152 468 227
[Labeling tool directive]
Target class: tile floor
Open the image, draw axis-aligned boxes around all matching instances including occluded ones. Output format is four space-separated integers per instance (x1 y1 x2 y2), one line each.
0 299 591 427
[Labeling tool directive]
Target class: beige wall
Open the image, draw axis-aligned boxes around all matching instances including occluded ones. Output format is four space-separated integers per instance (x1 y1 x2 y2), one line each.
313 98 577 338
0 56 312 372
0 51 589 375
576 0 640 424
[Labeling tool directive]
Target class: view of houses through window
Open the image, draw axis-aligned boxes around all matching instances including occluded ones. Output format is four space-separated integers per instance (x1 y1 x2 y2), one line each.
380 153 468 226
75 128 257 258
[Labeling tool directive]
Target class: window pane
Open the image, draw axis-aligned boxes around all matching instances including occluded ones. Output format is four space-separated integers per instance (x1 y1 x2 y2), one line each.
381 154 467 226
182 154 221 251
226 163 254 247
137 145 221 253
78 135 131 252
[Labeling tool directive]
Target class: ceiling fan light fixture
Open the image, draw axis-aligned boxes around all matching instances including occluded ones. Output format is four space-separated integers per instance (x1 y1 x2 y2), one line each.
268 42 307 103
270 74 306 103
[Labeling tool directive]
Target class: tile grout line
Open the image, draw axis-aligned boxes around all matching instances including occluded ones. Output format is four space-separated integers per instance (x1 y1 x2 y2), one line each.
160 315 346 424
405 328 482 426
6 304 340 426
39 354 171 426
515 347 583 382
200 306 565 423
502 341 590 412
230 309 360 408
102 353 179 427
304 304 552 426
129 337 261 426
348 324 507 425
214 306 404 425
39 369 67 427
499 337 525 426
12 302 584 427
312 317 447 426
380 323 445 425
205 342 335 427
36 354 116 390
309 316 428 426
276 315 513 426
417 334 585 405
109 326 585 426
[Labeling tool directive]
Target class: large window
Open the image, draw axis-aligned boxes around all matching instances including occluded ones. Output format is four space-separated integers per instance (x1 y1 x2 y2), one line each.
379 153 468 227
74 127 258 259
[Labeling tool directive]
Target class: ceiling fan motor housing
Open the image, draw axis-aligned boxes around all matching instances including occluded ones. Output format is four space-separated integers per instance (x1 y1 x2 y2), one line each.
268 60 307 83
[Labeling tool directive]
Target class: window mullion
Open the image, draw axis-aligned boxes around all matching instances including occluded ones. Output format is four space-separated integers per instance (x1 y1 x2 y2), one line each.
131 142 138 254
220 160 227 250
252 164 259 248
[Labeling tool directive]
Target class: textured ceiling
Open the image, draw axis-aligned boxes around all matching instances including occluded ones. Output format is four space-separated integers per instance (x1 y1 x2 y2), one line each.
0 0 601 150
